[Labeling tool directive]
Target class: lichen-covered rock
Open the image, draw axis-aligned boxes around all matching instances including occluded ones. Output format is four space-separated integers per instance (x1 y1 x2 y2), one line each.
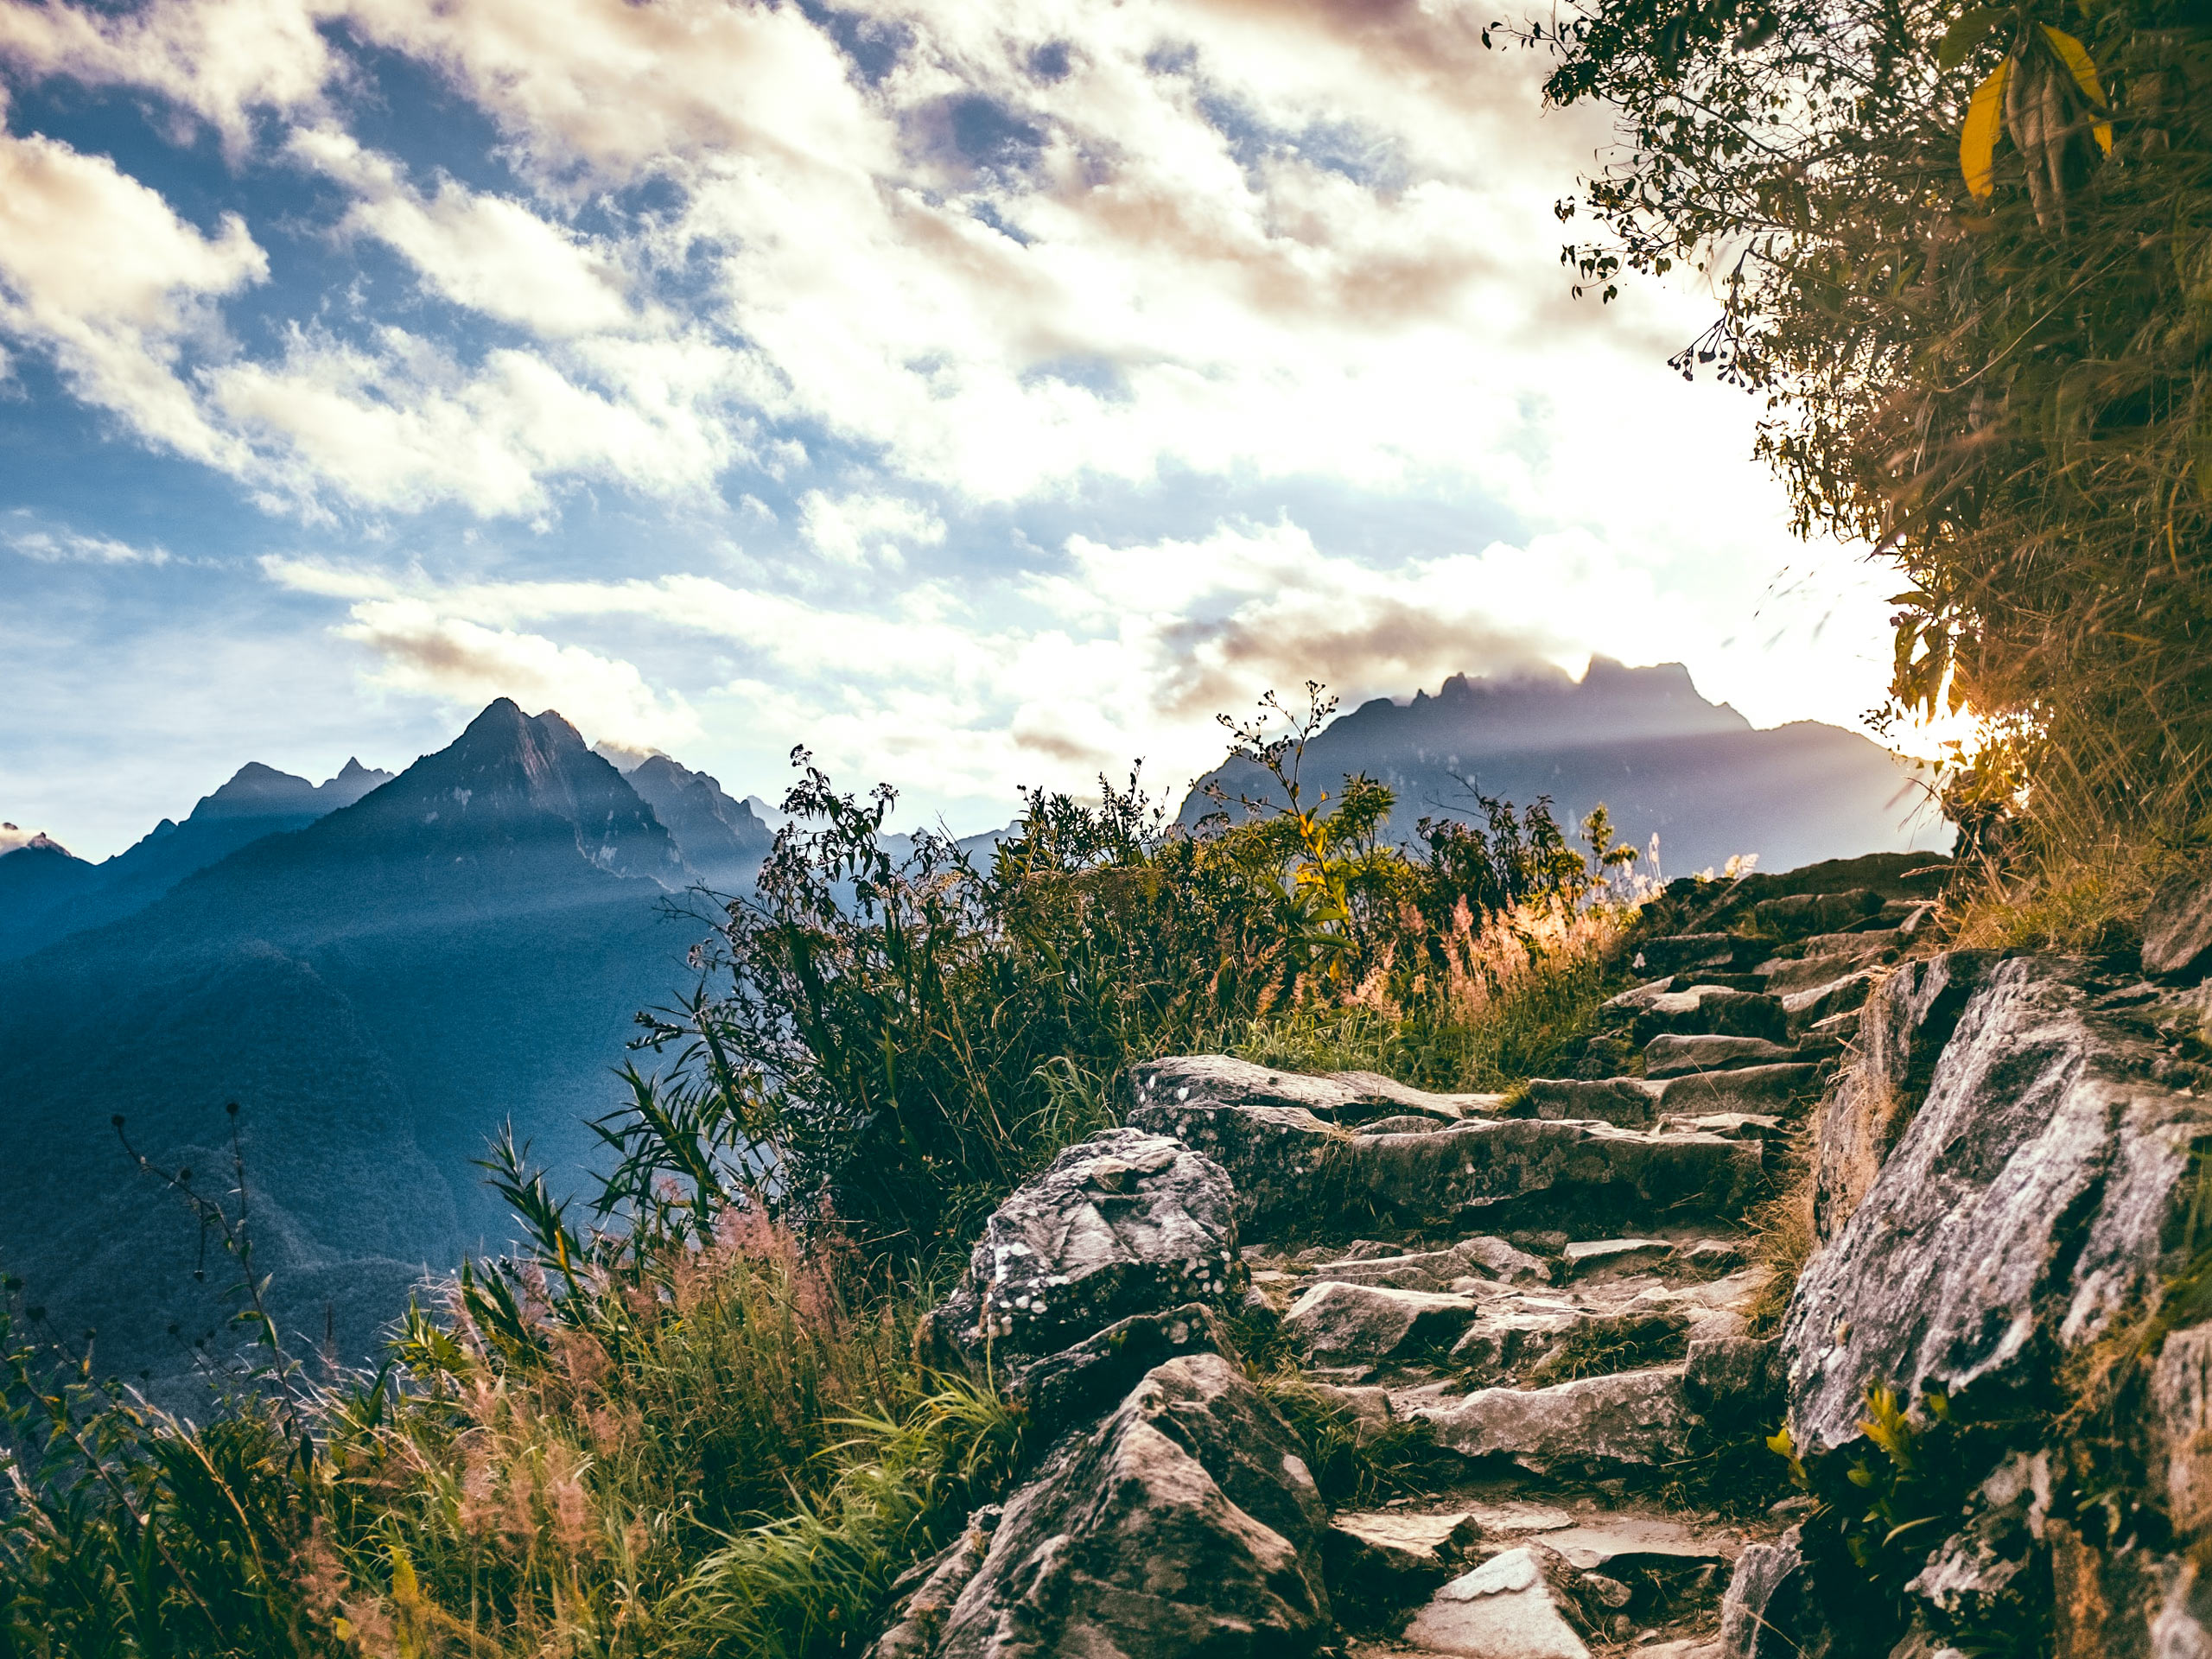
1284 1281 1477 1363
1783 957 2212 1459
925 1352 1332 1657
1812 951 1998 1240
1643 1033 1802 1079
922 1128 1237 1361
2145 862 2212 979
1402 1547 1592 1659
1406 1365 1696 1475
1128 1091 1764 1238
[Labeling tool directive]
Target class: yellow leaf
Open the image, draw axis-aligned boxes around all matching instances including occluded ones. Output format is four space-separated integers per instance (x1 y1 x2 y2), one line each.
2039 24 2113 154
1961 58 2011 197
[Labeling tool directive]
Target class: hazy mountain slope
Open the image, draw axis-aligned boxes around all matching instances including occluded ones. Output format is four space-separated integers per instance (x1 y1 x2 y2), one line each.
0 702 701 1400
1184 659 1947 875
622 753 775 891
0 757 395 961
0 835 101 950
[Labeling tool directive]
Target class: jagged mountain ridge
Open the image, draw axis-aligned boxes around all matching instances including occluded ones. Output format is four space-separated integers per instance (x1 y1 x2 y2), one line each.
1183 658 1948 874
610 751 775 892
0 701 716 1402
0 753 395 959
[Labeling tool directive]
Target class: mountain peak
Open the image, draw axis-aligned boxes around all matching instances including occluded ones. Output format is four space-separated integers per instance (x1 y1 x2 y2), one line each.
325 702 683 888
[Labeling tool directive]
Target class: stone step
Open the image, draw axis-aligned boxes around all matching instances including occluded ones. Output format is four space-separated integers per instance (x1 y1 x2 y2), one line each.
1128 1095 1767 1239
1602 982 1789 1044
1642 1033 1802 1078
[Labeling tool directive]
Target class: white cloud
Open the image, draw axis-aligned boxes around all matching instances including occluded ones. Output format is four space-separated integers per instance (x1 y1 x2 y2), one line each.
6 525 171 564
798 490 947 568
0 127 264 466
289 127 639 336
334 594 702 752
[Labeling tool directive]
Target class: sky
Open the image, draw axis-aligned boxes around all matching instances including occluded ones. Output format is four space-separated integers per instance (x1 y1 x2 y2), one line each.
0 0 1916 861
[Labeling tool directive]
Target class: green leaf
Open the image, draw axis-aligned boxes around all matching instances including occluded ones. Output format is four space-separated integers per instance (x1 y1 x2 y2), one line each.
1937 7 1999 69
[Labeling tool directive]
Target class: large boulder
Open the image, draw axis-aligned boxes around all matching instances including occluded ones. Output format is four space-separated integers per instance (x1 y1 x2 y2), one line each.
910 1352 1332 1657
1783 957 2212 1459
1812 951 1997 1240
921 1128 1238 1362
1128 1089 1764 1238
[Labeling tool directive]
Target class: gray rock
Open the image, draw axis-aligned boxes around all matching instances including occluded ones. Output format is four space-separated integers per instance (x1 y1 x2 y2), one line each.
2155 1324 2212 1535
1780 970 1877 1031
1002 1304 1228 1440
1659 1063 1819 1118
2145 863 2212 979
1403 1548 1592 1659
1660 1113 1783 1141
1718 1529 1804 1659
1535 1514 1738 1573
1752 889 1885 938
1563 1238 1675 1277
1634 987 1789 1044
1448 1308 1583 1382
930 1353 1331 1657
1643 1033 1802 1079
1760 942 1897 994
1408 1365 1696 1474
1309 1235 1550 1294
1124 1053 1497 1125
1525 1077 1663 1127
1784 957 2212 1459
1637 933 1745 975
868 1508 1002 1659
1285 1281 1478 1362
923 1128 1237 1362
1683 1333 1783 1429
1324 1510 1483 1611
1813 952 1999 1240
1128 1092 1764 1238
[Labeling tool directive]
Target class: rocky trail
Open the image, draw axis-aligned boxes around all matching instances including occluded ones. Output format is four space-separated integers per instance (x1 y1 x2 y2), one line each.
869 861 2212 1657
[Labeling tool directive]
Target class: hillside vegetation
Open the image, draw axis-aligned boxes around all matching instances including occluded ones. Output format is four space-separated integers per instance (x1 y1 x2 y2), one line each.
1534 0 2212 927
0 692 1655 1658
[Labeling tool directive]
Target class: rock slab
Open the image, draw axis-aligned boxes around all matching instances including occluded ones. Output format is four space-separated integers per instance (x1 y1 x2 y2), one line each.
925 1128 1237 1360
1403 1548 1592 1659
925 1353 1332 1657
1784 957 2212 1457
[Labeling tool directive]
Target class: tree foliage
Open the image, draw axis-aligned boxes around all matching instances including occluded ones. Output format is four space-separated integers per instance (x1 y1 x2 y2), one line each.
1532 0 2212 836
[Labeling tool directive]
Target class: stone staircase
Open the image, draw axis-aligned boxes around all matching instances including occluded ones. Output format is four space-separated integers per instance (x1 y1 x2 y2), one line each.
875 887 1933 1659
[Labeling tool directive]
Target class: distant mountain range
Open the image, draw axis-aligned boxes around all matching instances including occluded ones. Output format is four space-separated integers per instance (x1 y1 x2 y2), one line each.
1183 658 1948 876
0 702 772 1400
0 665 1941 1400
